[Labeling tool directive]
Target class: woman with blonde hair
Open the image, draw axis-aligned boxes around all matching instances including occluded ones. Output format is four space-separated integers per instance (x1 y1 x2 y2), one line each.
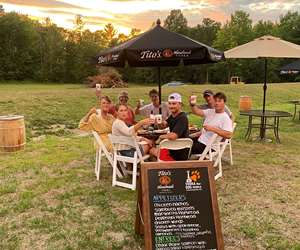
79 96 115 151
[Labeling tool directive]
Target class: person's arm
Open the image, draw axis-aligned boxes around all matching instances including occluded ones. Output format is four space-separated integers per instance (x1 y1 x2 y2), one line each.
78 107 96 130
159 132 178 141
133 118 154 132
203 125 232 139
189 97 205 117
116 117 153 136
191 105 205 117
134 101 141 115
189 131 202 138
157 120 168 129
135 103 148 116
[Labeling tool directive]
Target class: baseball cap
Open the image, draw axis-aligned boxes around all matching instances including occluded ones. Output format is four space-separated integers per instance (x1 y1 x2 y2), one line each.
118 90 129 99
203 89 214 97
168 93 182 103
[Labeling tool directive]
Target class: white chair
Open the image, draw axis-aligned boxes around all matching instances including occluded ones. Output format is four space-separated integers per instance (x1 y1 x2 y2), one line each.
109 134 150 190
192 123 237 180
92 131 123 181
190 133 219 160
190 133 223 180
213 122 237 168
157 138 193 161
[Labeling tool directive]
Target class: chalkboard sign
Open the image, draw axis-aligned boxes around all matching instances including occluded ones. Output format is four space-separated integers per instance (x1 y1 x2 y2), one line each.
141 161 224 250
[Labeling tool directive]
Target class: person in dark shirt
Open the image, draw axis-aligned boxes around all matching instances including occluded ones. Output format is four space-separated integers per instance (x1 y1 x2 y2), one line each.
150 93 189 161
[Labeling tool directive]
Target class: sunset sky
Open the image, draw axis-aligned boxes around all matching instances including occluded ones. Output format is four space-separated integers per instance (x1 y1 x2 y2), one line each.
1 0 300 34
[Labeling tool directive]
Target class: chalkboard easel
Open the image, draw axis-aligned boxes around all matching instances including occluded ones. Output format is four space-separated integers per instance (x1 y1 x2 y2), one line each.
140 161 224 250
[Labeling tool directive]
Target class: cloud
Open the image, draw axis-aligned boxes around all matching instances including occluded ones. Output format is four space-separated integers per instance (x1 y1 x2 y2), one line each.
228 0 300 22
185 0 230 5
41 9 80 16
104 0 155 1
185 9 229 25
41 8 113 19
2 0 300 35
0 0 87 9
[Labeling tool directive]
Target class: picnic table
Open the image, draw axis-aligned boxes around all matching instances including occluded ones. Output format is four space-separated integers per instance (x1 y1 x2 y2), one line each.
240 110 292 143
287 100 300 120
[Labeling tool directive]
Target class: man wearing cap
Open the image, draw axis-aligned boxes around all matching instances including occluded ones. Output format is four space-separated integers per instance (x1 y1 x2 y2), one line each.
189 92 233 154
134 89 170 120
200 89 232 119
150 93 189 161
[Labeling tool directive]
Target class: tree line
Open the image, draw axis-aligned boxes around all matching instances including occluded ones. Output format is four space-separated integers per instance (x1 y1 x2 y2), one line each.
0 5 300 84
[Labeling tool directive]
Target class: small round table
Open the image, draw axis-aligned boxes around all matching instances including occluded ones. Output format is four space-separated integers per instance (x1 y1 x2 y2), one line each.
287 100 300 120
240 110 292 143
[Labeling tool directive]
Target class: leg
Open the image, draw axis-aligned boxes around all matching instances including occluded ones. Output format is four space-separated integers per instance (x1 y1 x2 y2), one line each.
293 104 296 120
191 141 206 155
95 150 99 176
246 116 253 140
150 147 159 158
132 154 138 190
273 116 277 141
141 144 150 155
245 115 251 139
214 143 222 180
135 176 144 235
259 116 265 140
112 152 117 186
96 148 102 181
275 117 281 143
229 141 233 165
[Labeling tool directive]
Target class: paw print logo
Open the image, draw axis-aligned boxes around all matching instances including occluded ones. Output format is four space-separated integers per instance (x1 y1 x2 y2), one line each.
190 170 201 183
159 176 171 186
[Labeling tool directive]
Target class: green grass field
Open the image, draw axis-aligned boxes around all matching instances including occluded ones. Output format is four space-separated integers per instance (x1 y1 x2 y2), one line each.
0 82 300 250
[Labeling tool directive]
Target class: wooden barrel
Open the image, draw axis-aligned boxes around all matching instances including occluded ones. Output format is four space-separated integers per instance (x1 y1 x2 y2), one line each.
0 115 26 152
239 96 252 111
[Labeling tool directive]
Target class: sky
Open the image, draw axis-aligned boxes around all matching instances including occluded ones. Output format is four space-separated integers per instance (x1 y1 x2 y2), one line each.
1 0 300 35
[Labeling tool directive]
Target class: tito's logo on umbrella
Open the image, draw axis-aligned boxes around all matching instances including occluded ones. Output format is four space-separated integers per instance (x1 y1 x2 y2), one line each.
140 49 192 60
162 49 174 58
98 53 120 64
140 50 162 59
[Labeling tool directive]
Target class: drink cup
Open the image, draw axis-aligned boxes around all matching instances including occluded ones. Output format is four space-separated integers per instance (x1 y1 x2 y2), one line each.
95 84 101 98
96 109 101 115
155 114 162 124
190 95 197 105
150 114 155 121
139 99 144 106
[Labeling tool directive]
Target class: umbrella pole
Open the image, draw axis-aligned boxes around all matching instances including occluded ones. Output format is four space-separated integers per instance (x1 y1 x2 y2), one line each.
158 67 162 114
260 58 268 140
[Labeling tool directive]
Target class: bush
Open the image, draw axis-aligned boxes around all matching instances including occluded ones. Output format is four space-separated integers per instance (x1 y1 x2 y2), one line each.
85 67 127 88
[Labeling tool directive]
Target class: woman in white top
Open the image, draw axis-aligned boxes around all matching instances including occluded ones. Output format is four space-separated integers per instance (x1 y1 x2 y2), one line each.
112 104 154 157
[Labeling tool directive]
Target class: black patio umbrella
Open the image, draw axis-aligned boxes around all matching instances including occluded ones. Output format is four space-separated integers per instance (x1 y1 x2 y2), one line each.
95 19 224 108
280 59 300 75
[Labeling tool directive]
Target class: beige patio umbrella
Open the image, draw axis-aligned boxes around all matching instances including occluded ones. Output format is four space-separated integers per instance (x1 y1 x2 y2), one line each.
225 35 300 139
